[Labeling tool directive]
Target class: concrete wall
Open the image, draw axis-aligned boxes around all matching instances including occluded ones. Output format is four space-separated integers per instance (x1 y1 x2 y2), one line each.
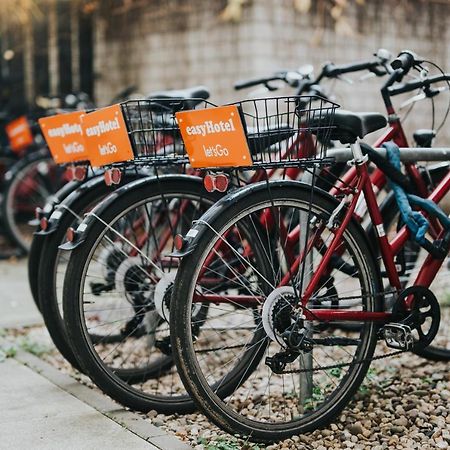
93 0 450 144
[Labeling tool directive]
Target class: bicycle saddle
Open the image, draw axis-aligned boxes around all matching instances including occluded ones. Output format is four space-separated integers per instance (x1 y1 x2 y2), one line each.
247 125 295 155
311 110 387 144
149 86 210 111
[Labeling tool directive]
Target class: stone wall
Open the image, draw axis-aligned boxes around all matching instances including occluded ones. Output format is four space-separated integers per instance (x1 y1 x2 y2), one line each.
93 0 450 144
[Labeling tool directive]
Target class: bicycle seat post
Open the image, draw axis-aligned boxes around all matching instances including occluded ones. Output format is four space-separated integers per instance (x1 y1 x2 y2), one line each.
349 140 367 165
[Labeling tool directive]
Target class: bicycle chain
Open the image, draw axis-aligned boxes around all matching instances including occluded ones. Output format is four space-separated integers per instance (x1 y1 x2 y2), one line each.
197 343 405 373
277 348 405 374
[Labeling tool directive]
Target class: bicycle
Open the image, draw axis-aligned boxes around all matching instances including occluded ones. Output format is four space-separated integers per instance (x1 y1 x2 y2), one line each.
168 52 450 442
59 51 450 416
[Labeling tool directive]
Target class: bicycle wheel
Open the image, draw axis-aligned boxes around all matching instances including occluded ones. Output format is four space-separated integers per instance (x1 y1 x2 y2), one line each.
380 166 450 361
38 174 146 370
28 179 84 311
2 149 65 253
63 175 223 413
170 181 382 442
28 234 45 312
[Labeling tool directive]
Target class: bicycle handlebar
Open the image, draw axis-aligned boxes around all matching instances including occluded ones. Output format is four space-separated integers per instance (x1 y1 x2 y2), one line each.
235 50 391 92
234 76 285 90
388 73 450 96
320 59 386 79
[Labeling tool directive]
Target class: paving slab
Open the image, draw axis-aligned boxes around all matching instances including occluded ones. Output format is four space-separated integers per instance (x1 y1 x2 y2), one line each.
0 259 42 328
0 357 158 449
10 347 191 450
0 255 191 450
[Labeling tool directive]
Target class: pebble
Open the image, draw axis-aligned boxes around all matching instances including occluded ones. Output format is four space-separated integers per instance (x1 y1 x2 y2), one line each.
348 423 364 436
393 417 408 427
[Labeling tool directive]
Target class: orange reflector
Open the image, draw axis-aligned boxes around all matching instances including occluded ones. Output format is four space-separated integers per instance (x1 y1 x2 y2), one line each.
74 166 87 181
66 166 75 181
203 173 229 193
111 168 122 184
204 174 215 192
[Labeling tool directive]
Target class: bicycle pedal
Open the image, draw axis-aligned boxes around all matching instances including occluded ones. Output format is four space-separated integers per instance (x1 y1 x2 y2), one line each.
381 323 414 351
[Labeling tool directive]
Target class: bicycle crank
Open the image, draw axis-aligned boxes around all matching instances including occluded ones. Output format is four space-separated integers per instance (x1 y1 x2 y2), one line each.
383 285 440 351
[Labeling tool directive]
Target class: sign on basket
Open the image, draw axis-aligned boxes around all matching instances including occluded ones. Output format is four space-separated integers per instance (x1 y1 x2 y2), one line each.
5 116 34 153
81 104 134 167
39 111 88 164
176 105 252 168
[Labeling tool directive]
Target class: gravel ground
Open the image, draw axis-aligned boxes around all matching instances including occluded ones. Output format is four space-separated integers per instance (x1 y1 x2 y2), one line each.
3 325 449 450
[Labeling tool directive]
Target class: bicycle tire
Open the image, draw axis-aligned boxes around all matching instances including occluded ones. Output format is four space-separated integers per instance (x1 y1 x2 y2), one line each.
63 175 226 413
1 149 64 253
38 174 146 370
28 179 84 311
170 181 382 442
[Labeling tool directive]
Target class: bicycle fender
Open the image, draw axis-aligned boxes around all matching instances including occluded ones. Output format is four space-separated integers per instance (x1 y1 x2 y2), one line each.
174 179 382 283
59 174 208 251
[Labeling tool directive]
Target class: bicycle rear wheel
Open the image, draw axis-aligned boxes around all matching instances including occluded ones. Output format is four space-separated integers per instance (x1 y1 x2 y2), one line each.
28 179 85 311
63 176 223 413
38 174 145 370
2 149 65 253
171 181 382 442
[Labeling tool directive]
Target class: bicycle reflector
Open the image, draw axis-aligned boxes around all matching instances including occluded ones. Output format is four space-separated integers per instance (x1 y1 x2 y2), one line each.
40 217 49 231
104 168 122 186
204 173 229 193
66 165 87 182
66 227 76 242
74 166 87 182
174 234 187 251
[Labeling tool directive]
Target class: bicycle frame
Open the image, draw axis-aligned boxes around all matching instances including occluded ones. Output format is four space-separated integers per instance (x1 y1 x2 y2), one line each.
298 141 450 323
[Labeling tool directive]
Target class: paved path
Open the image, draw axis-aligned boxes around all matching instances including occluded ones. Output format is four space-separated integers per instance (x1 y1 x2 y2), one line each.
0 358 158 449
0 259 42 328
0 258 191 449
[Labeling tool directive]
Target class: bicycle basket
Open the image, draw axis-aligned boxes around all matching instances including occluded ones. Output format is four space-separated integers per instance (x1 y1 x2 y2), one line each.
227 96 339 169
120 98 216 165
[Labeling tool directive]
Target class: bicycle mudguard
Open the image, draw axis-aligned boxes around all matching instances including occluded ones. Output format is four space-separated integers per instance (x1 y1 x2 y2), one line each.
31 179 90 230
172 179 380 272
36 175 106 236
33 167 105 224
38 168 156 237
59 174 209 251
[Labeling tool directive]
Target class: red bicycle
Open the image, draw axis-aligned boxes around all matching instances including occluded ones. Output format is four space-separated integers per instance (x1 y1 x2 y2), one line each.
169 51 450 442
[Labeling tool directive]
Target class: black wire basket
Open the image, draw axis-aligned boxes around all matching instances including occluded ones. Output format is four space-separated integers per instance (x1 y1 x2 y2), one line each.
119 96 339 169
228 96 338 170
120 97 215 165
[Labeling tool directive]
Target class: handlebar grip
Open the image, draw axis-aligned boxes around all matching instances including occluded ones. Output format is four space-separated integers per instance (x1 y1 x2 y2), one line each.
391 51 416 72
234 76 282 90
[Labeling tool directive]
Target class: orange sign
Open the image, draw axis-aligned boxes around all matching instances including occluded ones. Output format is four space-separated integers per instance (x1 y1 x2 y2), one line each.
39 111 88 164
176 105 252 168
6 116 34 153
81 104 134 167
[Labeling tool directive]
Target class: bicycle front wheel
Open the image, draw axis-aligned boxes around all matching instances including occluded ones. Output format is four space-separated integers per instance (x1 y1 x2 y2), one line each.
171 181 382 442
